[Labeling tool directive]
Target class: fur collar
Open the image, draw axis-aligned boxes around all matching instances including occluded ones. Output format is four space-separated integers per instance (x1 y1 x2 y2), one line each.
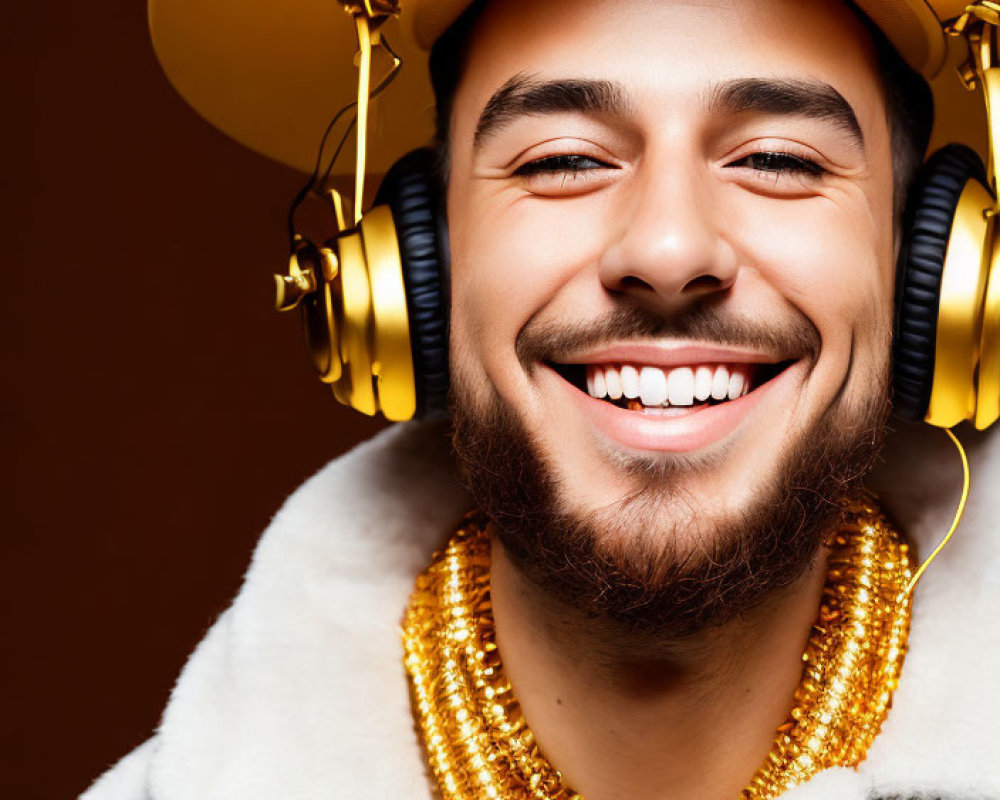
83 421 1000 800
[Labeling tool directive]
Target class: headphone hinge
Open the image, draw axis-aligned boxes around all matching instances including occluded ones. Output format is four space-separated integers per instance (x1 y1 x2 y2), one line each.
949 6 1000 199
274 241 320 312
948 1 1000 36
340 1 399 20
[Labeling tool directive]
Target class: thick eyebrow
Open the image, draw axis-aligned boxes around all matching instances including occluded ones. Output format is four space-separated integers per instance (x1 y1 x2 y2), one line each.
707 78 864 149
472 75 863 153
473 73 631 150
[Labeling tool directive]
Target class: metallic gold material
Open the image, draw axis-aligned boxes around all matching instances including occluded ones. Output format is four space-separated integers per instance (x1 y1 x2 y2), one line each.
273 250 318 312
977 231 1000 426
949 1 1000 34
275 182 417 418
345 4 401 218
926 178 992 426
309 273 344 384
319 247 340 282
940 5 1000 428
951 11 1000 185
403 498 914 800
342 0 400 16
313 247 344 384
978 22 1000 184
329 189 348 233
334 231 378 415
744 499 914 798
274 242 343 383
361 205 417 421
267 1 419 419
353 13 374 225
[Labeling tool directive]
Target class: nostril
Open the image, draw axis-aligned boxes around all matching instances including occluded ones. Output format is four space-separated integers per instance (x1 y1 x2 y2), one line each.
682 274 727 293
617 275 655 291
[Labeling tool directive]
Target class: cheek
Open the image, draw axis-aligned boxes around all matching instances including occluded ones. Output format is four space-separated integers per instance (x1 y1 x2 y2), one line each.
448 185 613 380
730 192 894 364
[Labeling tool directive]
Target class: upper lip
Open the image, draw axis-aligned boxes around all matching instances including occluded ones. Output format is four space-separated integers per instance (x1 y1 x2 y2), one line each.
548 341 792 368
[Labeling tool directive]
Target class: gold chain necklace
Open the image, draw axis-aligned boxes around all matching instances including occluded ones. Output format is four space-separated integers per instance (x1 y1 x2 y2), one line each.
402 496 913 800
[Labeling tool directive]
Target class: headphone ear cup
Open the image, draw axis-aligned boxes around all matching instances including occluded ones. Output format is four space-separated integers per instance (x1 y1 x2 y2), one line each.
375 148 450 418
893 144 988 421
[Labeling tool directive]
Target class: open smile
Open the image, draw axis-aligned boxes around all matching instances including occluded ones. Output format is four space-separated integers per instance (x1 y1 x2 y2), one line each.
542 344 800 452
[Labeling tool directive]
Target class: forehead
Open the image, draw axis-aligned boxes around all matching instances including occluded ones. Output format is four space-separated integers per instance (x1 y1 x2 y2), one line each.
452 0 884 133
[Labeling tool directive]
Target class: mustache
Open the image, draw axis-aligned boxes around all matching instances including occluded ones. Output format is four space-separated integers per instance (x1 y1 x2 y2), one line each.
515 302 821 370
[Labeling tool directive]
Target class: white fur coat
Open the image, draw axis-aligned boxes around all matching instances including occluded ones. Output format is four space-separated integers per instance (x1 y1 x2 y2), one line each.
82 420 1000 799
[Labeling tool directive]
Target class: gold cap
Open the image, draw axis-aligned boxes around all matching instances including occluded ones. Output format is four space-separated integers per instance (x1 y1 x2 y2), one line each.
147 0 985 174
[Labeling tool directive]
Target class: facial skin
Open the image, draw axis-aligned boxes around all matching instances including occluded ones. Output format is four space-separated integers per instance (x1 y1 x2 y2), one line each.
446 0 896 633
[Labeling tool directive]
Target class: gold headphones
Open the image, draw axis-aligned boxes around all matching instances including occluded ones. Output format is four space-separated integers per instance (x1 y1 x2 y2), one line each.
273 6 432 422
895 7 1000 429
268 1 1000 429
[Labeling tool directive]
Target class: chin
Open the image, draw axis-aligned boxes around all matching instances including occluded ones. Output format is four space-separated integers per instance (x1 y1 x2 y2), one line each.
448 360 891 638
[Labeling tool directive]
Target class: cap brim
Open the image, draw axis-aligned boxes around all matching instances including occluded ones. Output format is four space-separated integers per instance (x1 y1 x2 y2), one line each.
149 0 437 175
148 0 979 175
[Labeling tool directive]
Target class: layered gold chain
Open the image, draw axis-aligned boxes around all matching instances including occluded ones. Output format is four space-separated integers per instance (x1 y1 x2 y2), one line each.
402 496 913 800
742 496 913 797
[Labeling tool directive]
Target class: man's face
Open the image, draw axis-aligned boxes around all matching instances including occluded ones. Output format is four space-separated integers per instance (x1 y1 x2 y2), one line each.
446 0 896 630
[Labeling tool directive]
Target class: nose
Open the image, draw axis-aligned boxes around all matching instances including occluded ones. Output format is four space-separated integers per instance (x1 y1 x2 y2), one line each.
597 156 738 306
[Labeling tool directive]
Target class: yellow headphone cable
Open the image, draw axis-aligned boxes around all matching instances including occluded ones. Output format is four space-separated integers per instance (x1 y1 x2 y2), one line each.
904 426 971 596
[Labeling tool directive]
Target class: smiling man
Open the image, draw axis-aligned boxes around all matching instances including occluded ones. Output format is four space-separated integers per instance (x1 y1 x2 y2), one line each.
439 2 903 795
84 0 1000 798
448 0 895 631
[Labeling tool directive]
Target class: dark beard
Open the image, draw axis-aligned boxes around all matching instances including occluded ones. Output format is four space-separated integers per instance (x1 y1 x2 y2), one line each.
449 305 891 639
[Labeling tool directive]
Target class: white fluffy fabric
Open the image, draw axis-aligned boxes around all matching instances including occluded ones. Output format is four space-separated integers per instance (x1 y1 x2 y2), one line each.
82 420 1000 799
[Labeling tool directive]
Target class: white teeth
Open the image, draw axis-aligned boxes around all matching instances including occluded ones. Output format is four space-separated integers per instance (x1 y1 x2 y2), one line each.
667 367 695 406
620 365 640 398
593 367 607 398
584 362 753 405
694 366 713 402
586 366 607 399
711 366 730 400
605 366 623 400
639 367 669 406
727 371 744 400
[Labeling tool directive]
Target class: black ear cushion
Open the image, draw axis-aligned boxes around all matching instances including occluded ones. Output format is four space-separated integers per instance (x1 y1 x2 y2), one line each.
894 144 988 421
374 148 450 418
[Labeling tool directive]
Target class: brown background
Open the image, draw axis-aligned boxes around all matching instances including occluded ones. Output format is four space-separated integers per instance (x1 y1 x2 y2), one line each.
3 3 388 797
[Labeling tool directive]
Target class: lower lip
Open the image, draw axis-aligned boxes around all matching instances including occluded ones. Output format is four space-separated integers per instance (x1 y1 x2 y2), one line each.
542 364 796 453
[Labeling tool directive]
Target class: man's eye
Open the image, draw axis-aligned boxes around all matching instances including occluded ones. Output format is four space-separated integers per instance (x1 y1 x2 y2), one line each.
726 152 824 177
513 154 611 176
